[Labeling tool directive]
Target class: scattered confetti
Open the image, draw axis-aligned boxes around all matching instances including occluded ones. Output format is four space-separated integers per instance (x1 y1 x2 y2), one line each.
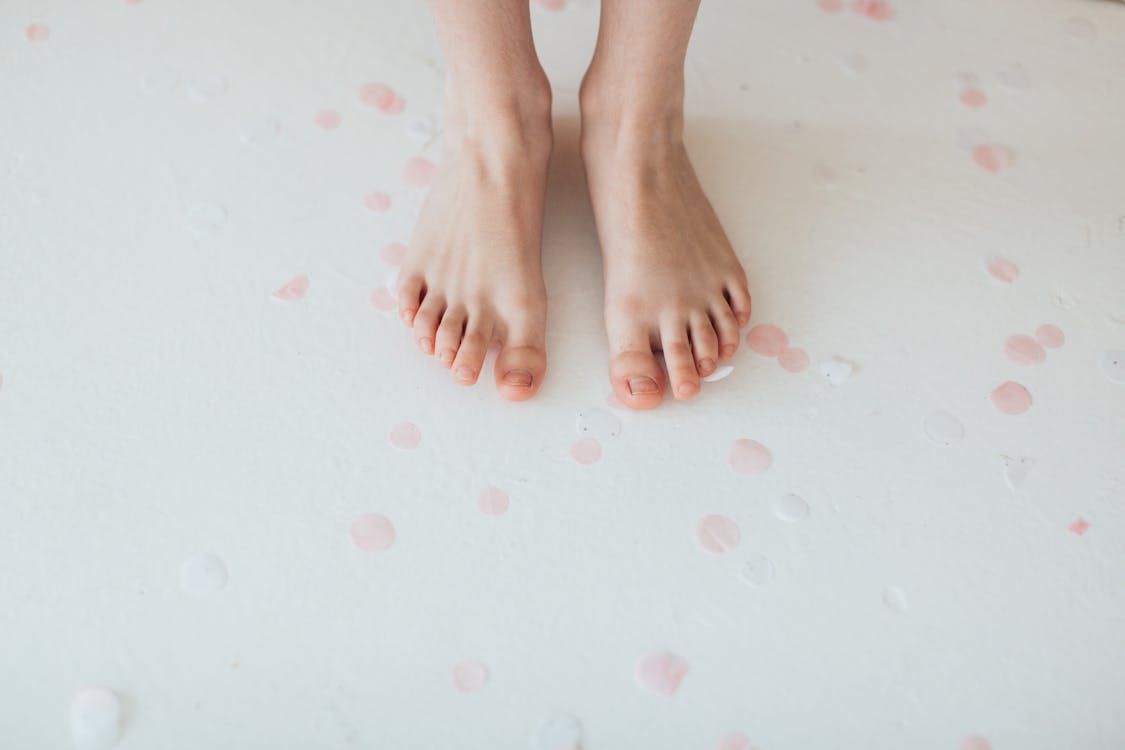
991 381 1032 415
184 202 227 238
370 287 397 312
818 358 854 385
778 347 809 373
1101 350 1125 384
728 439 771 475
960 88 987 108
358 83 404 113
364 191 391 213
817 0 843 12
349 513 396 552
696 515 741 553
972 143 1014 173
924 411 964 446
1068 518 1090 536
1004 334 1045 365
746 324 788 357
1035 324 1065 348
314 110 341 130
882 586 909 614
271 274 309 301
25 23 50 42
1002 456 1034 491
852 0 895 21
718 733 752 750
576 407 622 439
390 422 422 449
535 715 583 750
240 116 281 145
403 157 436 187
961 736 992 750
179 553 228 595
635 651 690 696
570 437 602 465
985 257 1019 283
773 493 810 522
702 364 734 382
477 487 509 516
70 687 121 750
740 555 775 587
452 660 489 693
187 73 227 102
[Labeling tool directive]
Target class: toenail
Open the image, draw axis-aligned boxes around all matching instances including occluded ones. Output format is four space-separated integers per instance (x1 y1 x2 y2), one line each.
454 366 475 382
438 350 454 366
720 344 737 359
678 382 700 397
502 369 533 387
698 358 716 374
418 337 434 354
628 376 659 395
401 309 415 324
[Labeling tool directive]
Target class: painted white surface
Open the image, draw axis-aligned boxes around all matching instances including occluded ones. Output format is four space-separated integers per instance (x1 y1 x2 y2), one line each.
2 1 1124 748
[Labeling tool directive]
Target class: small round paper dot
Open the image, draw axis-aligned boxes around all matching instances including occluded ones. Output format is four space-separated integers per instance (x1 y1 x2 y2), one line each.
961 737 992 750
452 661 489 692
972 144 1013 173
960 88 987 108
696 515 741 553
746 324 788 356
1035 324 1064 348
986 257 1019 283
390 422 421 449
477 487 509 516
852 0 895 21
370 287 397 312
728 439 771 475
817 0 843 11
349 513 395 552
379 242 407 265
1004 334 1045 365
358 82 395 111
636 651 690 695
403 157 436 187
778 347 809 373
570 437 602 465
718 733 752 750
25 23 50 42
990 381 1032 415
271 274 309 301
364 192 391 213
314 110 341 130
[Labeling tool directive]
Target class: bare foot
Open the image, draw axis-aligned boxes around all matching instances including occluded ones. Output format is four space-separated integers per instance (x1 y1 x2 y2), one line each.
397 82 552 401
580 95 752 409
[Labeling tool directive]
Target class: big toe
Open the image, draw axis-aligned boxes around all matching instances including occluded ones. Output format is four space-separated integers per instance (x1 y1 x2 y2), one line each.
494 343 547 402
610 349 665 410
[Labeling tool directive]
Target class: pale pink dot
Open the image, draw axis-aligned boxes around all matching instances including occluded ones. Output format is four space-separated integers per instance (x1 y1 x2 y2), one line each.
745 324 789 357
961 736 992 750
1068 518 1090 536
636 651 690 696
817 0 843 11
477 487 509 516
990 381 1032 415
384 94 406 114
358 82 395 111
452 661 489 693
389 421 421 449
696 515 741 554
728 439 771 475
271 273 309 301
348 513 396 552
402 157 436 187
960 88 988 108
570 437 602 465
363 191 391 213
25 23 50 42
314 110 341 130
852 0 895 21
536 0 567 10
379 242 407 265
1036 324 1065 348
972 143 1013 173
1004 334 1046 365
370 287 397 312
777 347 810 373
986 257 1019 283
718 733 752 750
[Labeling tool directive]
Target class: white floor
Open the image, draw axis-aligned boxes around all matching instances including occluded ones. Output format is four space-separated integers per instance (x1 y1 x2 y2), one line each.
2 1 1124 748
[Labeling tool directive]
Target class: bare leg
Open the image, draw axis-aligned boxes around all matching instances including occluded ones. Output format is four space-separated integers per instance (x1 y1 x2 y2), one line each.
580 0 752 409
398 0 552 401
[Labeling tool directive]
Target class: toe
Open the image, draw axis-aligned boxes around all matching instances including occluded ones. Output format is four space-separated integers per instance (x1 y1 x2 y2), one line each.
710 303 741 360
434 307 467 368
689 314 720 376
661 322 701 400
725 280 753 328
396 274 425 326
412 295 444 355
493 334 547 402
608 326 665 410
451 319 492 385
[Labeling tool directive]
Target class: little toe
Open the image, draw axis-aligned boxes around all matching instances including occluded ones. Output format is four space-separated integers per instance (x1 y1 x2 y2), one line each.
710 304 741 360
725 281 753 328
451 320 492 385
493 339 547 401
608 328 665 409
661 324 701 400
397 274 425 327
412 295 445 355
434 308 467 368
690 315 719 376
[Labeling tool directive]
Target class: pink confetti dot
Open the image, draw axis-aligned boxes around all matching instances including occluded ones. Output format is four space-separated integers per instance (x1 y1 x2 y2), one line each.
960 88 987 108
363 191 391 213
1068 518 1090 536
972 143 1013 173
314 110 341 130
778 347 809 373
358 82 395 111
348 513 396 552
986 257 1019 283
477 487 509 516
990 381 1032 415
1004 334 1045 365
452 661 489 693
536 0 567 9
25 23 50 42
696 515 741 554
961 737 992 750
571 437 602 465
271 273 308 301
379 242 407 265
402 157 435 187
746 324 789 357
852 0 895 21
636 651 690 696
817 0 844 12
1035 324 1065 348
390 421 421 449
370 287 397 312
728 439 771 475
718 733 752 750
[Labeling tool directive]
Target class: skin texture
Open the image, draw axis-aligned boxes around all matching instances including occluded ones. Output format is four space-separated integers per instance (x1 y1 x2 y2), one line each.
405 0 751 407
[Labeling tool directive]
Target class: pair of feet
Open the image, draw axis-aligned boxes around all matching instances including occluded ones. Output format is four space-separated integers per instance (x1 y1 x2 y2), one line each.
395 74 751 409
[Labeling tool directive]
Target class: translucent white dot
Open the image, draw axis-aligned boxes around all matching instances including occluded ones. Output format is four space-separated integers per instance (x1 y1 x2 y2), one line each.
840 52 869 75
1002 456 1034 491
240 116 281 145
405 115 439 145
923 412 964 446
141 64 179 95
534 714 583 750
1102 350 1125 384
70 687 121 750
702 364 734 382
576 407 621 440
773 493 810 522
740 555 775 587
882 586 908 614
996 62 1030 93
187 73 228 102
179 553 228 595
185 203 227 237
818 358 853 385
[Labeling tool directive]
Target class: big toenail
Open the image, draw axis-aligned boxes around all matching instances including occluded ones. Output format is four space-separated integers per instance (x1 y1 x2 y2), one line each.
628 376 658 395
438 350 454 366
678 382 699 397
454 366 475 382
720 344 736 358
502 369 533 387
418 337 434 354
698 358 716 374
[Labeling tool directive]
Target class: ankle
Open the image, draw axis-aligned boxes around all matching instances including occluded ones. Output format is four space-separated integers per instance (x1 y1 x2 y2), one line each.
579 69 684 156
444 67 553 150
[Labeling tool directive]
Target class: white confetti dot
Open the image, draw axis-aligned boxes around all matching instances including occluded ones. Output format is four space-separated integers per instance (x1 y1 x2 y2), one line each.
179 553 228 595
70 687 121 750
187 73 228 102
818 358 853 385
996 62 1030 93
1102 350 1125 384
840 52 869 75
702 364 734 383
773 493 810 522
923 412 964 446
740 555 775 587
1002 456 1034 491
534 714 583 750
185 203 227 238
576 407 621 440
882 586 909 614
240 116 281 145
141 64 179 94
405 115 439 145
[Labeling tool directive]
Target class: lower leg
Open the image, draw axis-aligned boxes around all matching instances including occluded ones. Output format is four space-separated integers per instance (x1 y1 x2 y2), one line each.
580 0 752 409
397 0 553 401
